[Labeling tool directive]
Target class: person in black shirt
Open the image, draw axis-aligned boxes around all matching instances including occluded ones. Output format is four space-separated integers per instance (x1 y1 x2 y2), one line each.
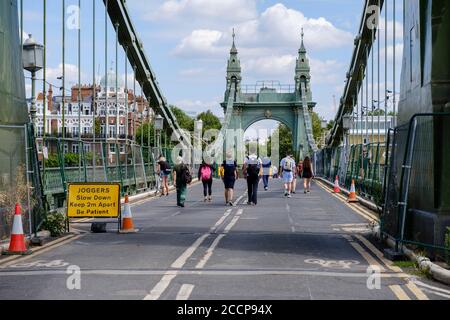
157 155 171 196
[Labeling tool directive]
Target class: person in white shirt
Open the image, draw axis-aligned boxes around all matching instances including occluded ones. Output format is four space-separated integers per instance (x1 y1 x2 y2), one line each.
279 155 296 198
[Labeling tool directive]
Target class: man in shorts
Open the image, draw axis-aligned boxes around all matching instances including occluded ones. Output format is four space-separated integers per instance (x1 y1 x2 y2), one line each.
279 154 296 198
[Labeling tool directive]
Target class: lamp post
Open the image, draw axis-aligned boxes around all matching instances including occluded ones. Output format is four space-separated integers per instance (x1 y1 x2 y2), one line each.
23 34 44 133
154 115 164 157
320 119 328 148
194 119 203 166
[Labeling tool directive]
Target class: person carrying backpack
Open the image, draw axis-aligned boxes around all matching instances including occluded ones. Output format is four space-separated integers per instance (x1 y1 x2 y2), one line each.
198 160 215 202
279 154 296 198
221 151 238 206
173 156 191 207
243 151 262 205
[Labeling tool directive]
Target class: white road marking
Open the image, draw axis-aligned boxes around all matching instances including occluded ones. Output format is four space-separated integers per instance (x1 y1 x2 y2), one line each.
0 234 84 269
223 213 242 234
143 207 242 300
420 288 450 299
0 269 412 278
176 284 195 300
170 234 210 270
144 272 177 300
195 235 225 269
211 209 232 233
412 280 450 295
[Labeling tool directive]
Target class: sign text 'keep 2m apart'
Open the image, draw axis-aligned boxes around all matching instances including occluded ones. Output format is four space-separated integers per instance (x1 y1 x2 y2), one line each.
67 183 121 218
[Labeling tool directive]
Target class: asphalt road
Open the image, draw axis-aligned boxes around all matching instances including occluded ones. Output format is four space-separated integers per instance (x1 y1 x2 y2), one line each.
0 178 449 300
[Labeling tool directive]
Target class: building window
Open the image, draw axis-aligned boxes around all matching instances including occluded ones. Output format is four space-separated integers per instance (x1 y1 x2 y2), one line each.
84 144 91 153
109 126 116 137
72 144 79 154
63 143 69 154
120 145 125 154
109 144 116 154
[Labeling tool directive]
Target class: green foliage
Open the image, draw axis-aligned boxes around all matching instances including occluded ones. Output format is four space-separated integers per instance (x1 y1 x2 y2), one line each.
267 124 293 159
64 153 79 167
368 109 386 116
42 211 67 237
311 111 323 143
170 105 194 132
327 120 335 131
45 154 59 168
94 118 101 135
196 110 222 133
136 122 155 146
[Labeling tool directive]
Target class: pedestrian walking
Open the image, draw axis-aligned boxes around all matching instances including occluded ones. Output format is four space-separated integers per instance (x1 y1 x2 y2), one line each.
302 156 314 194
173 156 192 207
221 151 238 206
261 156 272 191
198 160 215 202
157 155 171 196
279 154 296 198
243 151 262 205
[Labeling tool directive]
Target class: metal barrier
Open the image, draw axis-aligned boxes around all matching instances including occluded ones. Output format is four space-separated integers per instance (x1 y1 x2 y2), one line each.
314 142 385 205
40 138 176 210
382 113 450 257
0 124 44 239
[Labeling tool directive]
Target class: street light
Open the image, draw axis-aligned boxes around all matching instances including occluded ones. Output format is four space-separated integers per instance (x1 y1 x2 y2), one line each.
23 34 44 131
154 115 164 155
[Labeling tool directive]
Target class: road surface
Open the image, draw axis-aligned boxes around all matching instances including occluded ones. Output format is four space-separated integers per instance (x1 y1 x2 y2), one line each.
0 179 448 300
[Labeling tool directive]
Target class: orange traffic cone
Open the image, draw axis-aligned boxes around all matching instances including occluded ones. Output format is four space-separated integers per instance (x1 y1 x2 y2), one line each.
3 204 31 255
119 195 137 233
333 176 341 193
348 180 359 203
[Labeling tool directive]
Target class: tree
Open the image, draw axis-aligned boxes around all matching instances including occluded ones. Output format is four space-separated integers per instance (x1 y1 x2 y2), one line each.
310 111 323 143
196 110 222 133
136 122 155 147
368 109 386 116
170 105 194 132
267 124 293 159
94 118 101 135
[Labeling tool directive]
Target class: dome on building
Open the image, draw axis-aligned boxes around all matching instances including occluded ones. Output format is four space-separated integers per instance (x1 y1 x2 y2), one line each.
100 69 124 89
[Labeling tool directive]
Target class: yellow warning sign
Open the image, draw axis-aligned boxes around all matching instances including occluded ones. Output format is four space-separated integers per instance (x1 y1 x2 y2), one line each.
67 183 121 218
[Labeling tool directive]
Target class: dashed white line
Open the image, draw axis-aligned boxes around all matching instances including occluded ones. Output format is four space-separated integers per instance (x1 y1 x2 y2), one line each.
144 272 177 300
176 284 195 300
195 235 225 269
170 234 210 270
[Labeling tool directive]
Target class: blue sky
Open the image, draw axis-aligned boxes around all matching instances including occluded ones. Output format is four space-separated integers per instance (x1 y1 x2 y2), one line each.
21 0 403 126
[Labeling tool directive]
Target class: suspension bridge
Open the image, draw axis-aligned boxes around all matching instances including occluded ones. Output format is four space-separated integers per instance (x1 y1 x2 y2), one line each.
0 0 449 300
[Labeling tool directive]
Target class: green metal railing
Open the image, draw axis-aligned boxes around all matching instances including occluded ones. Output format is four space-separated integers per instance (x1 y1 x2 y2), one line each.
39 139 176 209
314 142 385 205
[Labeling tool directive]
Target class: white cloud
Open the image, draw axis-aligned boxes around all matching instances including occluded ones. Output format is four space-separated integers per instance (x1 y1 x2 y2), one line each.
175 98 222 115
235 4 353 50
173 4 354 59
173 29 224 58
142 0 258 23
310 59 345 85
243 55 296 78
